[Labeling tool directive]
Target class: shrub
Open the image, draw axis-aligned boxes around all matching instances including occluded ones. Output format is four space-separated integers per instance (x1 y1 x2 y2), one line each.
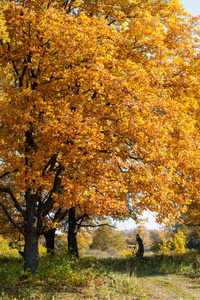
0 235 20 258
171 230 187 254
159 238 171 255
120 249 133 258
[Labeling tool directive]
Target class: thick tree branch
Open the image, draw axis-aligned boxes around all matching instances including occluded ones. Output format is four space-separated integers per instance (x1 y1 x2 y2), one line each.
62 0 69 9
129 155 141 161
76 213 88 223
0 169 18 179
52 163 64 193
183 222 200 227
42 154 58 176
19 64 28 88
0 202 25 235
54 208 68 222
75 213 88 232
38 162 64 217
0 187 25 217
11 59 19 76
78 223 116 229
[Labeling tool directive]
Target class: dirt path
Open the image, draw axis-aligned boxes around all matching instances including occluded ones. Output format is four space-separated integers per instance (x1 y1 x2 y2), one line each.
137 274 200 299
36 273 200 300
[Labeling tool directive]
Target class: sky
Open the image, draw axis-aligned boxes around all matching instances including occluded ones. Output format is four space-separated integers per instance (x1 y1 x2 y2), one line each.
181 0 200 16
117 211 162 231
117 0 200 231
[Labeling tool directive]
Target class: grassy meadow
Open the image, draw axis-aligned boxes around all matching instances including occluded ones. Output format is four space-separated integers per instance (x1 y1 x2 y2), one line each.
0 236 200 299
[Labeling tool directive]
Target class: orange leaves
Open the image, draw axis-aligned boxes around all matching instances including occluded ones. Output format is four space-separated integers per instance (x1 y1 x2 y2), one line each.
0 0 9 42
0 0 200 229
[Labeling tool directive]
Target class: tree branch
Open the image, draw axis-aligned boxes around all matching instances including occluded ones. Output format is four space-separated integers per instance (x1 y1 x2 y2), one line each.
78 223 116 229
11 59 19 76
0 202 25 235
0 169 18 179
129 155 141 161
76 213 88 233
42 154 58 176
62 0 69 9
53 207 69 222
0 187 25 217
38 163 64 217
19 60 28 88
183 222 200 227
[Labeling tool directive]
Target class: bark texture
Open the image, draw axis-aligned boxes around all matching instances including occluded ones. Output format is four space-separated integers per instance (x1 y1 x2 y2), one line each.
68 207 79 257
136 234 144 258
44 228 56 255
24 228 39 273
23 192 41 273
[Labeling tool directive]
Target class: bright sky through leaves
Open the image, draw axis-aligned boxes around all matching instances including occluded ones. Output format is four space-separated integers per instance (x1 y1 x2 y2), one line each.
181 0 200 16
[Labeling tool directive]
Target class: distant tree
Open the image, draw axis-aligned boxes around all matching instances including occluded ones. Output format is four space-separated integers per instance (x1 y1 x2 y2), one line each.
77 231 92 250
183 227 200 250
91 226 126 251
139 228 153 250
170 223 200 250
113 230 127 251
149 230 167 243
125 237 135 248
54 234 68 252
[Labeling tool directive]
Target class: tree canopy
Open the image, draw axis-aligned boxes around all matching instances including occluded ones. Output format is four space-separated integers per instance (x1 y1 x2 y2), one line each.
0 0 200 272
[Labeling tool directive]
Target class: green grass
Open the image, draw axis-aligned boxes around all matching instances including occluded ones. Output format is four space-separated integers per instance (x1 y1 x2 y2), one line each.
0 239 200 300
0 254 142 300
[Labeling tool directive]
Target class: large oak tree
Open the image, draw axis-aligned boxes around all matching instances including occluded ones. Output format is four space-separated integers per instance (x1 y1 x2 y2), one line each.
0 0 200 272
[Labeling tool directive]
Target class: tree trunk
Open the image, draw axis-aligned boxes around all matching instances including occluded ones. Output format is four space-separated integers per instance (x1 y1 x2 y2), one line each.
23 191 42 273
24 228 39 273
44 228 56 255
136 234 144 259
68 207 79 258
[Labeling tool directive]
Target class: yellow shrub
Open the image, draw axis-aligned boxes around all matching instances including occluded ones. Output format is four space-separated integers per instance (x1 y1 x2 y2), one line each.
39 243 47 257
0 235 20 258
159 238 171 255
172 230 187 254
120 249 135 258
